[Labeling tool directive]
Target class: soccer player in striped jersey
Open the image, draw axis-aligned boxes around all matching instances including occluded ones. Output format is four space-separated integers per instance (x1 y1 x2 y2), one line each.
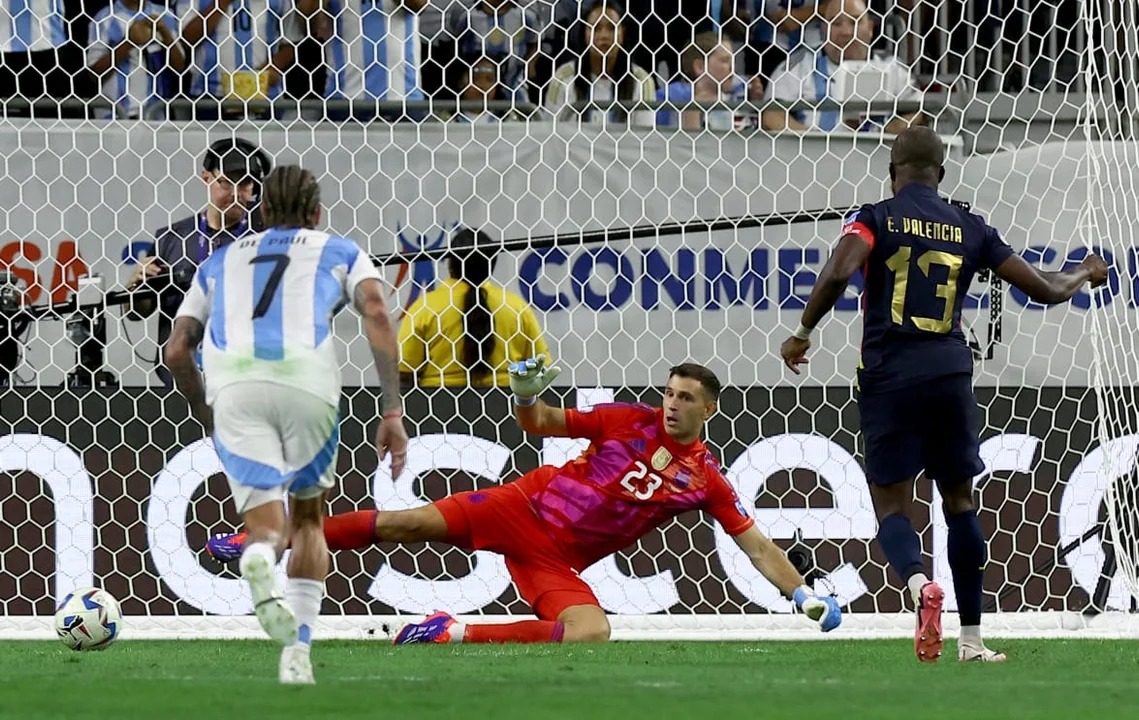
321 0 425 112
209 359 844 644
86 2 187 119
166 166 408 684
179 0 303 103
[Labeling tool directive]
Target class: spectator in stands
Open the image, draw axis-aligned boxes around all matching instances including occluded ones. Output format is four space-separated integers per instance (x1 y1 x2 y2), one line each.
656 32 762 131
179 0 304 116
125 139 268 387
321 0 426 118
0 0 87 112
544 0 656 127
445 0 540 106
449 53 523 122
87 2 187 119
399 227 550 388
536 0 579 88
750 0 826 81
415 0 446 98
761 0 924 134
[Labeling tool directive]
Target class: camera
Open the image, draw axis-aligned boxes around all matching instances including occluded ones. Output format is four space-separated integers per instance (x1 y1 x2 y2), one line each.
65 274 118 391
0 271 28 388
0 271 20 314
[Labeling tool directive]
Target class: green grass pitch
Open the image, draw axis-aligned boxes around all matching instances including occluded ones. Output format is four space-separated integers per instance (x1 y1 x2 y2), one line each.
2 639 1136 719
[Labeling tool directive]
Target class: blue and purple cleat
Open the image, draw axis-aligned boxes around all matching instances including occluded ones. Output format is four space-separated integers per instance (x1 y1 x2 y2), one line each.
392 612 458 645
206 531 247 563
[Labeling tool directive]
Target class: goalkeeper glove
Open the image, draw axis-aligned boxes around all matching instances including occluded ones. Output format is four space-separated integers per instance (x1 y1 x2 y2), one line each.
508 354 561 405
793 586 842 633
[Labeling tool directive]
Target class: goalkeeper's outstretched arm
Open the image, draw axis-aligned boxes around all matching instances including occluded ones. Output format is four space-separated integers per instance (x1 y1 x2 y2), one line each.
732 525 843 632
509 355 568 437
514 398 568 437
731 525 808 598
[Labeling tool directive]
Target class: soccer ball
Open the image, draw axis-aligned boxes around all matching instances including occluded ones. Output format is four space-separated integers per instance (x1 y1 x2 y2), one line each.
54 587 122 651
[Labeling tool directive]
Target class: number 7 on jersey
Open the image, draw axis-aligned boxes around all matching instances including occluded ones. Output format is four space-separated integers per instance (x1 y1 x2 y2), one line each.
249 254 291 320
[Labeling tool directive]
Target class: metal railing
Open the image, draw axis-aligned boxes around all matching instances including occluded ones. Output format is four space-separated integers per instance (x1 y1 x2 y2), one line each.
130 96 944 125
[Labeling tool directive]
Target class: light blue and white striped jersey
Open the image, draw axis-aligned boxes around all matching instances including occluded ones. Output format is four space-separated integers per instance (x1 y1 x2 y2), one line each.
1 0 67 53
183 0 301 98
87 2 179 118
324 0 422 101
176 227 382 405
752 0 824 53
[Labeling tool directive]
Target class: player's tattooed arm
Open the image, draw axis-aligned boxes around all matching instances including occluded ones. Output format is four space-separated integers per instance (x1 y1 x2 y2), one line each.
165 317 212 434
354 278 409 477
353 279 402 415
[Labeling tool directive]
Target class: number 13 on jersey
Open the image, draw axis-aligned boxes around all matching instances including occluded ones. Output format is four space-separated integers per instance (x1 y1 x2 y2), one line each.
885 246 963 333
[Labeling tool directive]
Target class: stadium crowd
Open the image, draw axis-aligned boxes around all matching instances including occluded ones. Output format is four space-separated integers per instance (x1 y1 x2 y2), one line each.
0 0 1084 128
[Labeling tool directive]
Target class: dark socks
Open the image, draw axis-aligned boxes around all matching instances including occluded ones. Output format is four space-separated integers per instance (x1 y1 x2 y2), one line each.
877 512 926 583
945 507 986 626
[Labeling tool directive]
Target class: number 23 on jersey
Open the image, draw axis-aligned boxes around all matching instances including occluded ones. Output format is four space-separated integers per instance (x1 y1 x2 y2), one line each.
619 461 665 500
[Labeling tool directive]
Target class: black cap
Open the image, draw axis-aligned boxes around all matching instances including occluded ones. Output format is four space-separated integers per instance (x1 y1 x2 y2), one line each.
203 139 268 185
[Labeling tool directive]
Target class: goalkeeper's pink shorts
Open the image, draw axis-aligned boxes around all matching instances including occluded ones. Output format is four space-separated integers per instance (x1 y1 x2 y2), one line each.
435 480 601 620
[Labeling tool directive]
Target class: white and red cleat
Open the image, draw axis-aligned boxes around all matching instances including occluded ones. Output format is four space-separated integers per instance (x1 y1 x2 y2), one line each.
959 644 1008 663
914 581 945 663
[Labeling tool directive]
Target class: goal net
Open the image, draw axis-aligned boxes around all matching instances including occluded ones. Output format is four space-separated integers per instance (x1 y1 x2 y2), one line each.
0 0 1137 640
1084 0 1139 613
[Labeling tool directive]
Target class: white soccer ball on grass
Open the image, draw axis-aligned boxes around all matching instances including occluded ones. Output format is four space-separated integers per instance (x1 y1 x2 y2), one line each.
54 587 123 651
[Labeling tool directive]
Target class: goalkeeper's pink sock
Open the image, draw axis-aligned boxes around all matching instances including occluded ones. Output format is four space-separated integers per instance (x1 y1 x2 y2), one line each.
460 621 565 644
321 510 379 550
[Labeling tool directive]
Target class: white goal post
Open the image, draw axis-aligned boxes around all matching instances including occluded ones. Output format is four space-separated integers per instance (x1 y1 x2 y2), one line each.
2 0 1138 640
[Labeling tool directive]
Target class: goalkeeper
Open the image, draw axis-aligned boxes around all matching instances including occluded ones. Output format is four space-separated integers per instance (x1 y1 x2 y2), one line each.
208 359 842 643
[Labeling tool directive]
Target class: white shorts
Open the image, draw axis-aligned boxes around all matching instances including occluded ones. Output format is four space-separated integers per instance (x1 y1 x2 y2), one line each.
211 382 340 515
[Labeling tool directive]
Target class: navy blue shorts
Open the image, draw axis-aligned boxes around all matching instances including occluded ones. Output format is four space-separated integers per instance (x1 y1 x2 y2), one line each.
857 373 984 487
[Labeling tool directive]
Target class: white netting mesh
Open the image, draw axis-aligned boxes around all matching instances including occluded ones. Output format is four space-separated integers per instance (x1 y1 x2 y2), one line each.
1 0 1137 639
1084 0 1139 609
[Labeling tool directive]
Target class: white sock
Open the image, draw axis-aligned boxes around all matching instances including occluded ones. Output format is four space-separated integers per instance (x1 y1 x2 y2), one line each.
960 625 982 646
907 573 931 606
285 578 323 649
449 623 466 644
239 541 277 573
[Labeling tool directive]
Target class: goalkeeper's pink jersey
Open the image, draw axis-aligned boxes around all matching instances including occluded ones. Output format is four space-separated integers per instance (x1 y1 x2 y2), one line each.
514 403 755 570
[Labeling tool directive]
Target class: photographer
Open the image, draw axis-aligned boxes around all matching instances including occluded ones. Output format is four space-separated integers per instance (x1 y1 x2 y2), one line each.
127 138 270 387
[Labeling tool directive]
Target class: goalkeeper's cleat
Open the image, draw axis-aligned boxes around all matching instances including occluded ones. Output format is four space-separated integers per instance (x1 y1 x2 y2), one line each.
914 581 945 663
279 645 316 685
240 551 298 647
959 644 1008 663
393 611 458 645
206 531 247 563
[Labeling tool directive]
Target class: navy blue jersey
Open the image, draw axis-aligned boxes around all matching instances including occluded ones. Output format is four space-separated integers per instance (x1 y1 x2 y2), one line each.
846 184 1015 392
152 214 258 347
